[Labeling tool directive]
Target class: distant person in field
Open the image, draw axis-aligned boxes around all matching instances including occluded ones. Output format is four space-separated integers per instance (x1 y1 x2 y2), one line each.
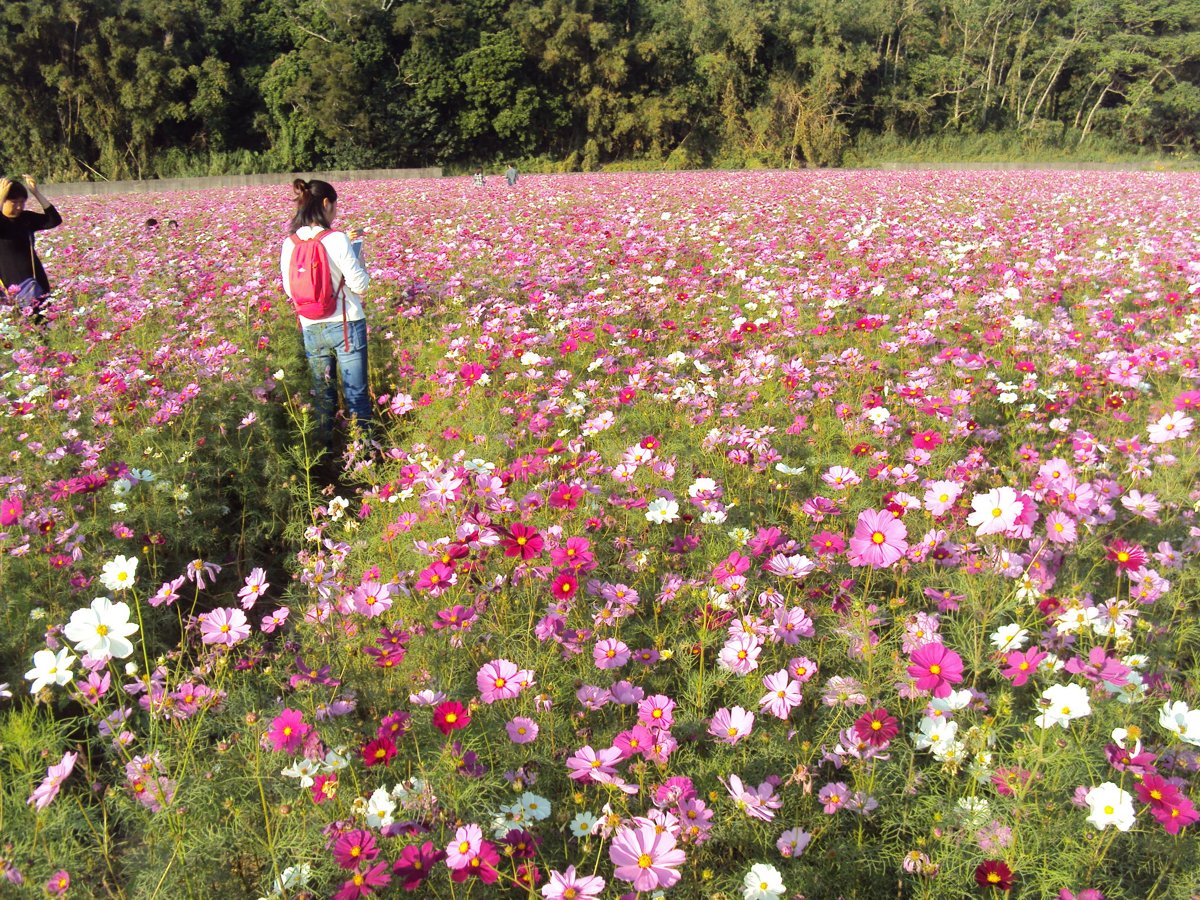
505 164 518 186
473 169 485 187
0 175 62 324
280 179 372 449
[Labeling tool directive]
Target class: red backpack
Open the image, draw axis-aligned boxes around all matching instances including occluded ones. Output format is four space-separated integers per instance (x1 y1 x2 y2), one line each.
287 230 345 319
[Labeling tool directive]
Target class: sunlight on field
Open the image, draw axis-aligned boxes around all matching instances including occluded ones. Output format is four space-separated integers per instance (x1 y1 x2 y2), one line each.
2 171 1199 898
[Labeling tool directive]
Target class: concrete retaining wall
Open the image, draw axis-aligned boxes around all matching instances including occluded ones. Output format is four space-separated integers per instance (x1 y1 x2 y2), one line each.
44 167 443 197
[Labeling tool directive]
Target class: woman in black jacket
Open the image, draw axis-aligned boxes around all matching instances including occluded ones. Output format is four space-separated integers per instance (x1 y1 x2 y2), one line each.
0 175 63 321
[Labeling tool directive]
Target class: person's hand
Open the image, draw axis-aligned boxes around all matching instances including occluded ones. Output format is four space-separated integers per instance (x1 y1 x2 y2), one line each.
347 228 363 241
0 177 10 201
22 175 38 193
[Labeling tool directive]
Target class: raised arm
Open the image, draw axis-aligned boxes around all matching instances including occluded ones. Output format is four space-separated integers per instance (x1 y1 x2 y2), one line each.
22 176 63 230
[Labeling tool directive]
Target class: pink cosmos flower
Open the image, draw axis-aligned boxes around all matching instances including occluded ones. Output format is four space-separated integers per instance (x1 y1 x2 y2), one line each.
847 508 909 568
922 480 962 515
1135 774 1198 834
593 638 631 669
713 551 752 584
199 607 250 646
708 706 755 744
476 658 524 703
819 781 850 814
46 871 69 896
332 861 391 899
541 865 605 900
777 826 812 857
267 709 312 754
609 822 686 892
550 571 579 602
0 496 23 526
414 560 456 594
507 716 539 744
261 607 290 633
1002 647 1047 686
28 750 77 811
907 642 964 698
237 567 269 610
638 694 676 730
566 744 623 783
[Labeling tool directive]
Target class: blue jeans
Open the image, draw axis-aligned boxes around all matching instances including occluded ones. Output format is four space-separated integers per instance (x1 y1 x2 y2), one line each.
302 318 372 442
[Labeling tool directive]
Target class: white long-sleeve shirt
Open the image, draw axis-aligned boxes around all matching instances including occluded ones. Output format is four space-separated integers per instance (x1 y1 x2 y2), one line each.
280 226 371 326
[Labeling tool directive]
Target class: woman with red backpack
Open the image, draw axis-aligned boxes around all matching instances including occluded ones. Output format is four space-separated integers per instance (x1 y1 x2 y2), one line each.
280 178 372 450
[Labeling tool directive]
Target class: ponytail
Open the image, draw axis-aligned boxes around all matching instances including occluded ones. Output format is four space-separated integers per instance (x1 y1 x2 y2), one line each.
289 178 338 233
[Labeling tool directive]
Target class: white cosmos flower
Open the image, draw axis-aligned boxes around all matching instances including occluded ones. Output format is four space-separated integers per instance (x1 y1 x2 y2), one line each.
1159 700 1200 746
100 555 139 592
1035 682 1091 728
1085 782 1136 831
989 623 1029 651
25 648 77 694
63 597 139 660
645 498 680 524
743 862 786 900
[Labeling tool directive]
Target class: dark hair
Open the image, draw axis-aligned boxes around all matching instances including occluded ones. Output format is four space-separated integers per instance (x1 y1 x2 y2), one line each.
145 218 158 228
5 181 28 202
289 179 337 233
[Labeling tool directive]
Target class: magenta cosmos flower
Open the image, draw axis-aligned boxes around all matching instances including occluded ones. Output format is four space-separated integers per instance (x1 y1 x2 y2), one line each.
847 508 908 568
199 607 250 646
609 822 686 892
907 642 964 698
267 708 312 754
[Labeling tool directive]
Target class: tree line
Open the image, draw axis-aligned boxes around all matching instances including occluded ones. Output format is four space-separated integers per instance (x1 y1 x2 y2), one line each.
2 0 1196 179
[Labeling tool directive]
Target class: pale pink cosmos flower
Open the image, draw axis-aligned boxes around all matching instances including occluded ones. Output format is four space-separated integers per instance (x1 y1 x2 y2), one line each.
28 751 77 811
847 508 908 568
718 633 762 675
708 706 755 744
721 773 782 821
923 480 962 515
1045 511 1078 544
541 866 605 900
199 607 250 646
445 823 483 870
351 580 394 618
758 669 802 719
609 822 686 892
1147 410 1193 444
967 487 1023 536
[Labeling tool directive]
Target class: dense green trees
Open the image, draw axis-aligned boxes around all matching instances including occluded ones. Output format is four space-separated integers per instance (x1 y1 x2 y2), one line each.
1 0 1195 178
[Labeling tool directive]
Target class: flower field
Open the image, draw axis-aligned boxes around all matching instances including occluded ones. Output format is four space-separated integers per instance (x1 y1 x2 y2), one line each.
2 170 1199 899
